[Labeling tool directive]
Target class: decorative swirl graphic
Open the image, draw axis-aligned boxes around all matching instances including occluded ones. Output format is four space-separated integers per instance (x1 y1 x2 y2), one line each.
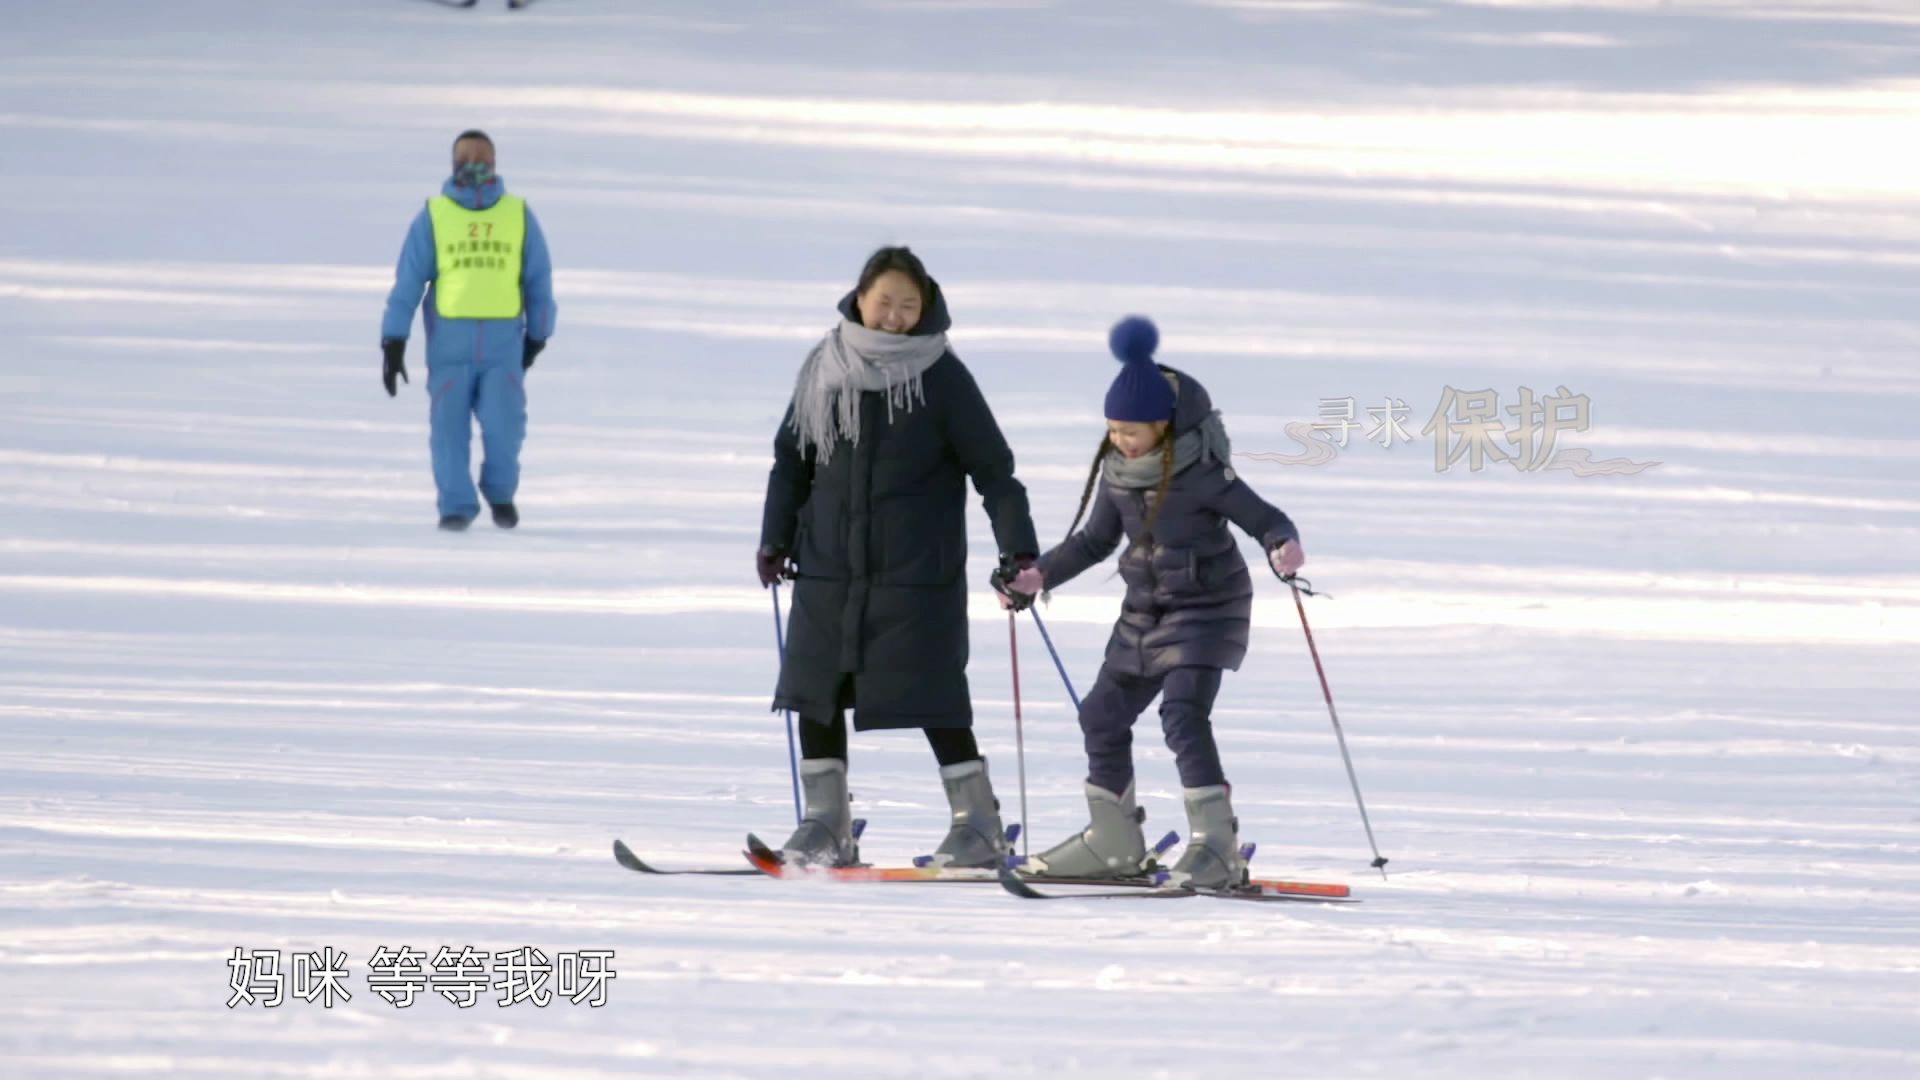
1544 448 1662 476
1233 422 1342 467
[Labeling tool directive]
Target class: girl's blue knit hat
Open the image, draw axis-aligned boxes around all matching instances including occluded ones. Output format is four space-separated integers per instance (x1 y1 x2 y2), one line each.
1103 315 1175 422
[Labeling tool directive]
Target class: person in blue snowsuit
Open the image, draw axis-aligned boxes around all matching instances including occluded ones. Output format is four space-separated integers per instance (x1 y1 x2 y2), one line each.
381 129 556 530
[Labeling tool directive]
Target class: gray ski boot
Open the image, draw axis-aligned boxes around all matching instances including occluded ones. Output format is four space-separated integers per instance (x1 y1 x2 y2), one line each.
927 758 1008 869
779 758 859 868
1032 781 1148 879
1165 784 1244 890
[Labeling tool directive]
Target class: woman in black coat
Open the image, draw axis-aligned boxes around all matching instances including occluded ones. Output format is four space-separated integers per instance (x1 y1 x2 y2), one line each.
758 247 1040 868
1021 317 1305 889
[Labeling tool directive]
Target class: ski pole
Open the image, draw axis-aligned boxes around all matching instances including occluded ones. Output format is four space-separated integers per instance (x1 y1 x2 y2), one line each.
771 582 802 825
1285 575 1388 878
1028 607 1081 712
1008 610 1030 859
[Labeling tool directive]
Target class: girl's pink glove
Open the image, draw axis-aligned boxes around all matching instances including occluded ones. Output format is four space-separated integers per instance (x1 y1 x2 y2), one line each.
1270 541 1305 577
996 566 1044 610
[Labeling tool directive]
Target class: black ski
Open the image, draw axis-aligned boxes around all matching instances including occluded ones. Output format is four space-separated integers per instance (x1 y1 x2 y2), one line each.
611 838 760 876
997 864 1357 904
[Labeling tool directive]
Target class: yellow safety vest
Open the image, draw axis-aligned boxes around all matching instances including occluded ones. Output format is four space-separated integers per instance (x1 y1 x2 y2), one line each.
427 194 526 319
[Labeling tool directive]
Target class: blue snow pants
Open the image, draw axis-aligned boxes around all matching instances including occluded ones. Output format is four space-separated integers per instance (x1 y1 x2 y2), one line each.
426 356 526 520
1079 663 1227 796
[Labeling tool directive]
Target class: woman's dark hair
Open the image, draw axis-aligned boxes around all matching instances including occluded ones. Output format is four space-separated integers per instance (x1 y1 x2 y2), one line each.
452 129 494 152
856 246 933 311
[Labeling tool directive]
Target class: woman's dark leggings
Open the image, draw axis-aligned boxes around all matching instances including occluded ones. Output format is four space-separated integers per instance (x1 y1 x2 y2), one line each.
795 675 980 766
798 712 980 767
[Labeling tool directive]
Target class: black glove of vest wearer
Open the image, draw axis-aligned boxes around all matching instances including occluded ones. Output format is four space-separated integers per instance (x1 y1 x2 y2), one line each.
382 339 408 397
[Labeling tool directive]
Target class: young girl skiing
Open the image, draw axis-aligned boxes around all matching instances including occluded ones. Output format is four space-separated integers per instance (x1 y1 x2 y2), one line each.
1020 316 1305 889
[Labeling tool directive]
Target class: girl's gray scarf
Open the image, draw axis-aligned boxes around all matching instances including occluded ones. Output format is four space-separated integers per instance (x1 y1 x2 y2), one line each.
788 319 948 465
1102 410 1233 489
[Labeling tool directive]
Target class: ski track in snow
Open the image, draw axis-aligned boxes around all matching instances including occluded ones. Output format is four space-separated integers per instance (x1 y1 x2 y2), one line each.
3 1 1918 1076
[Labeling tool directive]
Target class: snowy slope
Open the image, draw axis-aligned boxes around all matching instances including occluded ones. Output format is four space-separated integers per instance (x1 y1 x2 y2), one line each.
3 1 1918 1076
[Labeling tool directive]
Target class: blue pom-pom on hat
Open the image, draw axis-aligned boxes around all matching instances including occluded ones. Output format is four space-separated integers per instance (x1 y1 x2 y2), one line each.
1109 315 1159 365
1104 315 1175 422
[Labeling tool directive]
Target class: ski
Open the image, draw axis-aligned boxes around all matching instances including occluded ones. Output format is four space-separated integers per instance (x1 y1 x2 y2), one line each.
760 827 1176 886
997 863 1355 904
743 833 1003 883
611 838 760 876
744 834 1353 899
420 0 479 8
746 833 1094 884
621 831 1355 900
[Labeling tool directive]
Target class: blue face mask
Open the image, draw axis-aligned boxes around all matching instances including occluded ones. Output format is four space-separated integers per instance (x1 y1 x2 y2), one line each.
452 160 494 188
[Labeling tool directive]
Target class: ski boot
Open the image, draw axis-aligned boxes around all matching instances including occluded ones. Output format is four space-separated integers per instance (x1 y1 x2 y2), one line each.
1164 784 1244 890
1031 781 1149 879
924 758 1008 869
779 758 859 868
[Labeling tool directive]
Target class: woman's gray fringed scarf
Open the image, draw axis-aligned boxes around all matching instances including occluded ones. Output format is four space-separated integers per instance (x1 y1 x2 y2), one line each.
788 319 948 465
1102 410 1234 489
